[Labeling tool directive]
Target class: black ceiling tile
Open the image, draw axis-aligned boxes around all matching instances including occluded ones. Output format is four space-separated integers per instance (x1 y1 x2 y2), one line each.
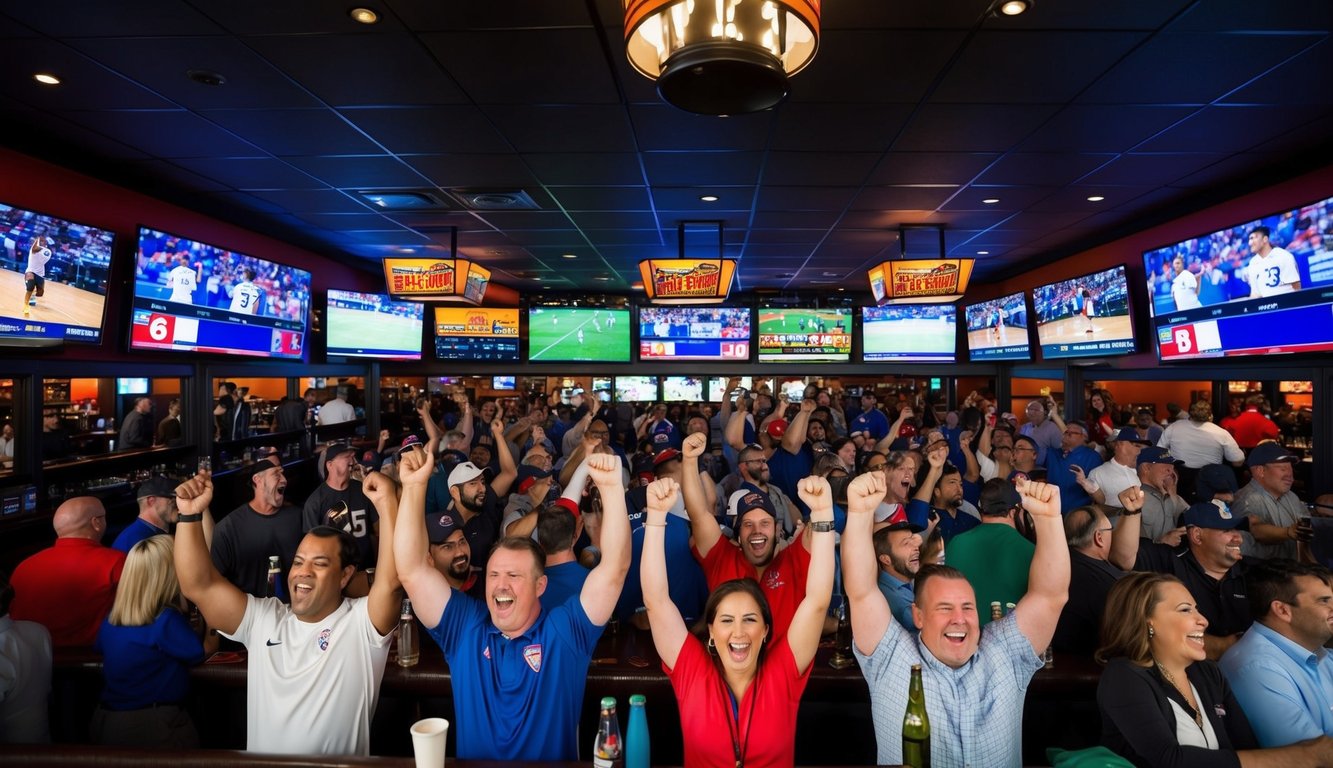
66 36 324 110
751 210 842 229
189 0 406 35
55 109 260 158
549 186 651 211
339 106 512 154
523 153 645 186
172 156 320 189
8 114 151 161
1016 105 1200 153
500 230 587 248
0 39 178 111
1027 186 1157 214
974 153 1117 187
1243 113 1333 156
941 185 1055 211
1078 33 1325 105
653 210 752 230
1076 153 1229 187
476 212 576 231
894 104 1061 152
927 210 1017 229
126 159 233 192
650 187 753 210
209 190 289 214
380 211 484 229
932 31 1148 104
248 33 468 107
5 1 223 36
280 155 430 188
1134 105 1322 154
736 250 816 265
747 229 827 245
340 230 433 245
250 189 369 214
385 0 596 31
1166 153 1287 190
788 30 969 104
837 210 931 229
822 0 990 29
200 109 381 156
850 186 958 211
992 211 1097 231
755 186 859 211
294 212 397 229
482 105 636 153
642 152 763 186
581 229 667 247
404 154 539 188
769 103 914 152
566 211 660 230
762 152 880 187
868 152 1000 185
421 29 618 105
1168 1 1333 33
996 0 1192 30
1224 38 1333 105
628 105 773 151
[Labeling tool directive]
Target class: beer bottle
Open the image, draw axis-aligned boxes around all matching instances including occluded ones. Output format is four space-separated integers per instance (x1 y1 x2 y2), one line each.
593 697 623 768
902 663 930 768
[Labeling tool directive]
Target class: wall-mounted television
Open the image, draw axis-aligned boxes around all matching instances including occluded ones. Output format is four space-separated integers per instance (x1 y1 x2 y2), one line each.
1032 265 1135 360
862 304 957 362
662 376 704 401
756 307 851 363
0 201 114 344
1143 193 1333 360
706 376 754 402
638 306 750 361
964 292 1031 361
115 377 149 395
433 308 520 361
492 375 516 390
527 307 631 362
326 289 424 360
129 227 310 359
614 376 659 402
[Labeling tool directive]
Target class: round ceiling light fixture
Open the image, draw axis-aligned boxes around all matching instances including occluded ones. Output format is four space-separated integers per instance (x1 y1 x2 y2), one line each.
997 0 1032 16
34 73 61 86
350 7 379 24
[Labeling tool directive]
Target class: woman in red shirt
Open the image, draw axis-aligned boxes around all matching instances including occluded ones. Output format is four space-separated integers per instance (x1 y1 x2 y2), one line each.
1086 389 1118 448
641 475 835 767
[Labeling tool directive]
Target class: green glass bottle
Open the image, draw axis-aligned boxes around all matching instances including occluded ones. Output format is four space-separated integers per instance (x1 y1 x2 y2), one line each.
902 663 930 768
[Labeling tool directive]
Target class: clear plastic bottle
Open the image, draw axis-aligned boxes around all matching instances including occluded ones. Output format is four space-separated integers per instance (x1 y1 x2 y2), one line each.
397 598 418 668
593 697 623 768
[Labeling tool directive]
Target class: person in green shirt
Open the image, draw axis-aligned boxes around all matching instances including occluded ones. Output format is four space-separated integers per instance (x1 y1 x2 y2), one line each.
948 478 1036 627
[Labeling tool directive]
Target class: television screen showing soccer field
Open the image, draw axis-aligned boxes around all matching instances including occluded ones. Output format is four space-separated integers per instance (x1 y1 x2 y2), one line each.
638 306 750 361
615 376 659 401
0 201 114 344
706 376 755 402
326 290 423 360
433 307 520 361
1143 192 1333 360
861 305 957 362
130 227 310 359
526 307 631 362
663 376 704 401
1032 265 1134 360
963 292 1031 361
756 308 851 363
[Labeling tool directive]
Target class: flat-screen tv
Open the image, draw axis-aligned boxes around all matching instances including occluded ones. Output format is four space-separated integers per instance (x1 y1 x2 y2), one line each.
1143 192 1333 360
129 227 310 359
433 307 520 361
615 376 659 402
663 376 704 401
862 304 957 362
116 377 149 395
706 376 754 402
756 308 851 363
1032 265 1135 359
0 201 114 344
638 306 751 361
492 375 516 390
527 307 631 362
326 289 423 360
964 292 1032 361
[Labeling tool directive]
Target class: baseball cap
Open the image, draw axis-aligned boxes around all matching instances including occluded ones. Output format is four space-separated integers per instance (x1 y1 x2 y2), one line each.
448 461 489 487
631 453 656 484
727 489 777 528
1183 499 1243 530
550 496 580 520
1195 464 1239 500
400 434 424 451
136 475 177 500
1245 442 1297 468
653 447 682 468
516 464 554 494
980 482 1023 516
766 419 789 439
240 455 281 484
323 443 355 464
426 512 463 545
1136 446 1182 466
1111 427 1151 445
881 519 925 534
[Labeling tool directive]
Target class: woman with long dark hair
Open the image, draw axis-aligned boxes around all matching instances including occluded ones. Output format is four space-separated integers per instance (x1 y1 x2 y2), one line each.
641 475 835 767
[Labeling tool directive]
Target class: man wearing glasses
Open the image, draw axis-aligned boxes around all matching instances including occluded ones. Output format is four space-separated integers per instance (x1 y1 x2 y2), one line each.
1019 397 1064 465
1043 421 1104 513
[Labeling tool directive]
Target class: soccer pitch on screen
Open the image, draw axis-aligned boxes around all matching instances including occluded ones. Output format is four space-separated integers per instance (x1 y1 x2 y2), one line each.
863 316 957 360
527 307 630 362
327 305 422 357
756 308 849 335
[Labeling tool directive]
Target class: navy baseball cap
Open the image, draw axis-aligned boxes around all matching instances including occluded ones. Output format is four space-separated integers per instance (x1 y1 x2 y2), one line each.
136 475 177 500
516 464 554 493
728 489 777 528
881 519 925 534
1195 464 1238 500
1245 443 1297 468
980 482 1023 516
1112 427 1151 445
426 512 464 544
1183 499 1243 530
1137 446 1182 466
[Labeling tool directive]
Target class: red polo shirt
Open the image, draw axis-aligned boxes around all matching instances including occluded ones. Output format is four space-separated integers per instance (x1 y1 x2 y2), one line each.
693 535 810 644
10 537 125 647
1228 408 1279 449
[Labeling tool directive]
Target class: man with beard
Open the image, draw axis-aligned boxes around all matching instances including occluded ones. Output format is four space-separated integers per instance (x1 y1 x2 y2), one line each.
907 445 979 541
303 444 379 570
395 452 631 761
425 511 483 598
1233 443 1308 560
948 480 1036 627
426 419 517 569
873 519 925 633
681 433 816 643
211 456 305 598
721 440 800 539
173 461 402 754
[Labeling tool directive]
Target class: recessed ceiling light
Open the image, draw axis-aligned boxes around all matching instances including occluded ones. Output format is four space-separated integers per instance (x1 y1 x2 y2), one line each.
982 198 1000 205
1086 195 1105 202
837 288 845 292
977 250 990 255
699 195 719 202
33 73 61 86
593 276 611 281
998 0 1031 16
349 7 379 24
561 253 577 259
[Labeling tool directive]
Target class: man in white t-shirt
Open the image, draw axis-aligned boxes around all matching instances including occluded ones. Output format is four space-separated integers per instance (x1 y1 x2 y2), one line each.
1170 256 1202 311
166 254 201 304
21 236 54 317
172 461 403 756
229 268 264 315
1246 225 1300 298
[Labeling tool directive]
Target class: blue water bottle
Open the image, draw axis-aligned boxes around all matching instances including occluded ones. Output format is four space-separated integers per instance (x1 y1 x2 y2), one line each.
626 693 649 768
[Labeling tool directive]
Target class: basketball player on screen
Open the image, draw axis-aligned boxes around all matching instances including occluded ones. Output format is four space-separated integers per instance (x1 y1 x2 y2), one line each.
22 235 53 317
1079 285 1097 334
229 268 263 315
166 253 202 305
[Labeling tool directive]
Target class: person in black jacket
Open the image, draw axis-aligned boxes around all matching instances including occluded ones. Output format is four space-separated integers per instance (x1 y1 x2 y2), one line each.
1095 571 1333 767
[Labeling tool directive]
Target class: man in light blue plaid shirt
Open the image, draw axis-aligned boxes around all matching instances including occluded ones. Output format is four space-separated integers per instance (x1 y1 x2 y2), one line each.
842 471 1069 768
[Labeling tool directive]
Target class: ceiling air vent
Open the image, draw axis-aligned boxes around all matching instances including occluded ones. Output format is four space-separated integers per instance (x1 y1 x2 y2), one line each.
449 188 540 211
355 190 451 211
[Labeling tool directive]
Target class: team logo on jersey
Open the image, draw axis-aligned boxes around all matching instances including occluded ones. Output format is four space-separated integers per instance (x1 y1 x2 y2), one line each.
523 644 543 673
763 568 784 590
317 628 332 651
483 646 491 660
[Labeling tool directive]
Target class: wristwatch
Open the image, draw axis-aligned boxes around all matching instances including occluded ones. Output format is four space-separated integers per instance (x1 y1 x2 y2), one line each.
808 520 835 533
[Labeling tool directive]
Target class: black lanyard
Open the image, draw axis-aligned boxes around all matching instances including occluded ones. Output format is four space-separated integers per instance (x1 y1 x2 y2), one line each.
722 670 760 768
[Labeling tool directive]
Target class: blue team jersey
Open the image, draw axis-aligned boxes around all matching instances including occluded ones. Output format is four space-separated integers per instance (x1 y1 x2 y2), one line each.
428 590 602 760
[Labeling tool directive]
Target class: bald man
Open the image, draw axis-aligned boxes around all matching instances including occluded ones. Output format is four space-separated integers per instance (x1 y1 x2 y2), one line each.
9 497 125 646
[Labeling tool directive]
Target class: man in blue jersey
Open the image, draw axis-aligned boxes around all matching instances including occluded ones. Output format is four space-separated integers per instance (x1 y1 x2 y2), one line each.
395 451 630 761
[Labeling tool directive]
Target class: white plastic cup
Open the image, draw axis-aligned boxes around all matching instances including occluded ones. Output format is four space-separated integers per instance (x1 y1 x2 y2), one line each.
410 717 449 768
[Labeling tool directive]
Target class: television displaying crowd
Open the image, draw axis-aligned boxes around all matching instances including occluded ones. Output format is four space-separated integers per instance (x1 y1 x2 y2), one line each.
136 230 312 322
1 203 114 293
4 377 1332 767
966 295 1029 331
328 290 422 320
1033 268 1131 324
639 306 751 339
